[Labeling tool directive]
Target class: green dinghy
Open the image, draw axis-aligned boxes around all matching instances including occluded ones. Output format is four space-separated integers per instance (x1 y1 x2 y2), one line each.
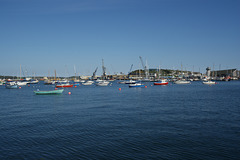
34 89 64 95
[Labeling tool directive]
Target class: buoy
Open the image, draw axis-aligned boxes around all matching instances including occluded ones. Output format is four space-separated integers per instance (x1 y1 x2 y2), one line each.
68 92 71 95
75 86 77 88
55 88 57 90
118 88 121 91
19 87 21 89
145 86 147 88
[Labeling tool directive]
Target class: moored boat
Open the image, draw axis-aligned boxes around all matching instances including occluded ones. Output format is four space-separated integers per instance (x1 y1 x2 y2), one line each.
17 81 28 86
125 80 136 84
44 80 55 85
5 81 18 89
203 81 216 85
6 84 18 89
55 83 73 88
174 80 191 84
29 79 39 84
82 81 94 86
129 82 145 88
34 89 64 95
154 79 168 85
95 81 110 86
0 80 5 85
74 83 80 86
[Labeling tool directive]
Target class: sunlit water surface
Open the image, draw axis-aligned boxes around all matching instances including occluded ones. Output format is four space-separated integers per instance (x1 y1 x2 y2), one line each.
0 81 240 159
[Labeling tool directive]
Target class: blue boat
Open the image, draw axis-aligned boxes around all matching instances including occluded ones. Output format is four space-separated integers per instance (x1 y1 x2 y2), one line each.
74 83 80 86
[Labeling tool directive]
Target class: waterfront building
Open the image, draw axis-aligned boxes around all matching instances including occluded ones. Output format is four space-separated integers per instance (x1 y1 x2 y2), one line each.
210 69 238 79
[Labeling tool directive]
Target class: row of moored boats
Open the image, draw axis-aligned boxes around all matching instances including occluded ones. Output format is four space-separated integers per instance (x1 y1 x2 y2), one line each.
1 79 217 95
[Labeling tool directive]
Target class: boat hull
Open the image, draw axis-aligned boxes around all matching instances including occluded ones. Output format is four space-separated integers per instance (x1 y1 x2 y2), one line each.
55 84 73 88
95 81 109 86
129 83 145 88
6 85 18 89
82 81 94 85
203 81 216 85
154 82 168 85
174 80 191 84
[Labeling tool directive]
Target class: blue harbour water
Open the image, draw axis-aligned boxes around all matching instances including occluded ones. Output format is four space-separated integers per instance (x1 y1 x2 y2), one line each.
0 81 240 159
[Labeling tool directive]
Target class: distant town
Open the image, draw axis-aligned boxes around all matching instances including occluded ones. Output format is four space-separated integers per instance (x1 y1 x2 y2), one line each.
0 67 239 82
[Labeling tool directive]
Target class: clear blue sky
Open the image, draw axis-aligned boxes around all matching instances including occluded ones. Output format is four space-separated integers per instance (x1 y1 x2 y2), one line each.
0 0 239 77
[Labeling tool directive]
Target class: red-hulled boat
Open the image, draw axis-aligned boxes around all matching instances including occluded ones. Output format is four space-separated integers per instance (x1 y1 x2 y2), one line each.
55 83 73 88
154 79 168 85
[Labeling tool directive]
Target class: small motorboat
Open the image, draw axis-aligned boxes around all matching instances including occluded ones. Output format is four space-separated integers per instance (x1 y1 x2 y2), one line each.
95 81 110 86
129 83 145 88
5 81 18 89
154 79 168 85
203 81 216 85
34 89 64 95
125 80 136 84
6 84 18 89
55 83 73 88
174 80 191 84
82 81 94 86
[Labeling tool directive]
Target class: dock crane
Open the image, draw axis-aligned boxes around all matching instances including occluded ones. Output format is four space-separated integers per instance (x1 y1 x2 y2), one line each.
129 64 133 74
102 59 107 80
92 67 98 80
128 64 133 78
139 56 149 79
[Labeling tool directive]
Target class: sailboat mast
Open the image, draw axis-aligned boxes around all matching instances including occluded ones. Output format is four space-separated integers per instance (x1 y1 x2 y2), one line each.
74 65 76 78
20 64 21 80
55 70 57 81
181 62 183 78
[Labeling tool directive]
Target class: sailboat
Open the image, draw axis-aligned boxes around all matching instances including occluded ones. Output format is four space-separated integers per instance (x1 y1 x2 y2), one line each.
17 64 28 86
55 70 73 88
82 80 94 85
129 65 145 88
73 65 80 82
55 83 73 88
139 56 150 81
174 63 190 84
95 80 110 86
44 70 55 85
154 65 168 85
154 79 168 85
95 59 110 86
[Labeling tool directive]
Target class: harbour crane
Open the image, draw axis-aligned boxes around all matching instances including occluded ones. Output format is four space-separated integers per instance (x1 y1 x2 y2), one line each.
102 59 107 80
128 64 133 78
139 56 149 79
129 64 133 74
92 67 98 80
